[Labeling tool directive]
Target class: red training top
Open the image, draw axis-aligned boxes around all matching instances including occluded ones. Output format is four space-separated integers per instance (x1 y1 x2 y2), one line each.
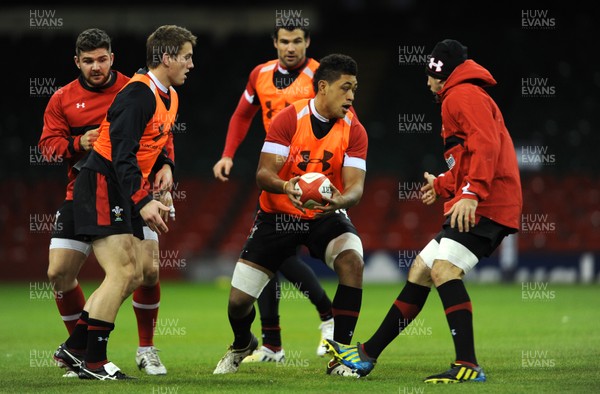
433 59 522 230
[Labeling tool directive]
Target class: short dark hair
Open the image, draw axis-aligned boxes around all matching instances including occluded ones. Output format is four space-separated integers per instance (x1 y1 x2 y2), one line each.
313 54 358 93
75 28 111 57
271 25 310 41
146 25 197 68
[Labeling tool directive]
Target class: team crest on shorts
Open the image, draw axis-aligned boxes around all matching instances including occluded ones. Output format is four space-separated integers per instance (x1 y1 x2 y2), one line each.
248 224 258 239
112 206 124 222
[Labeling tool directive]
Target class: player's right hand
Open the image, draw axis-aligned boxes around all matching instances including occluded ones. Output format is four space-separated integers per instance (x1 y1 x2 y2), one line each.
80 128 99 151
157 191 174 223
140 200 170 235
285 176 304 213
213 157 233 182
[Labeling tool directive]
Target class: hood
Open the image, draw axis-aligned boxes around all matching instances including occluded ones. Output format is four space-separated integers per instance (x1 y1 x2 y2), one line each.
438 59 497 100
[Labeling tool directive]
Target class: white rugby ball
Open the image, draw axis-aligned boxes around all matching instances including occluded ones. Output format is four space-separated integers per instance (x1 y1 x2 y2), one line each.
294 172 333 209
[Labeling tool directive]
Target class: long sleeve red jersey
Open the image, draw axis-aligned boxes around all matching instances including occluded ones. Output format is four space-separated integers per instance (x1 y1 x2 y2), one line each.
38 71 130 200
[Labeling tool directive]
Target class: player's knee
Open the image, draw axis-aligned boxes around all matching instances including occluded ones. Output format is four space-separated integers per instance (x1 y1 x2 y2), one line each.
227 297 249 316
407 255 433 286
336 249 364 271
333 249 364 286
430 259 462 287
47 260 77 290
228 262 270 317
430 261 445 285
47 265 64 284
137 241 160 285
123 267 144 295
142 263 159 286
227 289 255 318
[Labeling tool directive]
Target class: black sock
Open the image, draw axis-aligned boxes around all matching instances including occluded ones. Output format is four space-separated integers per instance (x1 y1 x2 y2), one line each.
85 318 114 369
315 293 333 321
437 279 478 366
363 281 430 359
279 255 332 319
257 277 281 349
65 310 89 352
261 325 281 351
331 284 362 345
229 305 256 349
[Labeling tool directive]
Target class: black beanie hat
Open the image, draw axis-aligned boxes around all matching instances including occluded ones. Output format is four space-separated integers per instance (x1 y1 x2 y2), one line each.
426 39 468 80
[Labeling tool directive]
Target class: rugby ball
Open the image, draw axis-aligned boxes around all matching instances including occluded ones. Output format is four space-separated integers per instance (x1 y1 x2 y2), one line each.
294 172 333 209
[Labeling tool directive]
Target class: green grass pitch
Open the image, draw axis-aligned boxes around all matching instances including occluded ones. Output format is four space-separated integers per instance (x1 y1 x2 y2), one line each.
0 280 598 393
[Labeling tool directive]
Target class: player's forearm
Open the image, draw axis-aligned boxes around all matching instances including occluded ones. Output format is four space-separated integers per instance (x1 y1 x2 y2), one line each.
110 128 148 208
256 167 287 194
38 134 82 159
222 116 255 158
339 183 364 209
152 153 175 178
339 167 366 209
461 151 497 202
433 171 454 198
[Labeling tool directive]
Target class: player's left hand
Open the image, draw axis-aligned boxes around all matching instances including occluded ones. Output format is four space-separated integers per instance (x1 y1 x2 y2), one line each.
444 198 478 232
421 171 438 205
154 164 173 191
312 183 345 217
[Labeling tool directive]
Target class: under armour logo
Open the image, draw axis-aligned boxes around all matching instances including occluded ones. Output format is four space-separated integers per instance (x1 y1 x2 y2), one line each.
152 124 166 142
451 329 456 336
297 150 333 172
428 57 444 72
76 102 85 109
265 101 274 119
265 100 291 119
97 336 109 342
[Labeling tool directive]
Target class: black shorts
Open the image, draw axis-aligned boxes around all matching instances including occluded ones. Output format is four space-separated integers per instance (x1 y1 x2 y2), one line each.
434 216 516 260
240 209 360 273
51 200 89 242
73 167 144 241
